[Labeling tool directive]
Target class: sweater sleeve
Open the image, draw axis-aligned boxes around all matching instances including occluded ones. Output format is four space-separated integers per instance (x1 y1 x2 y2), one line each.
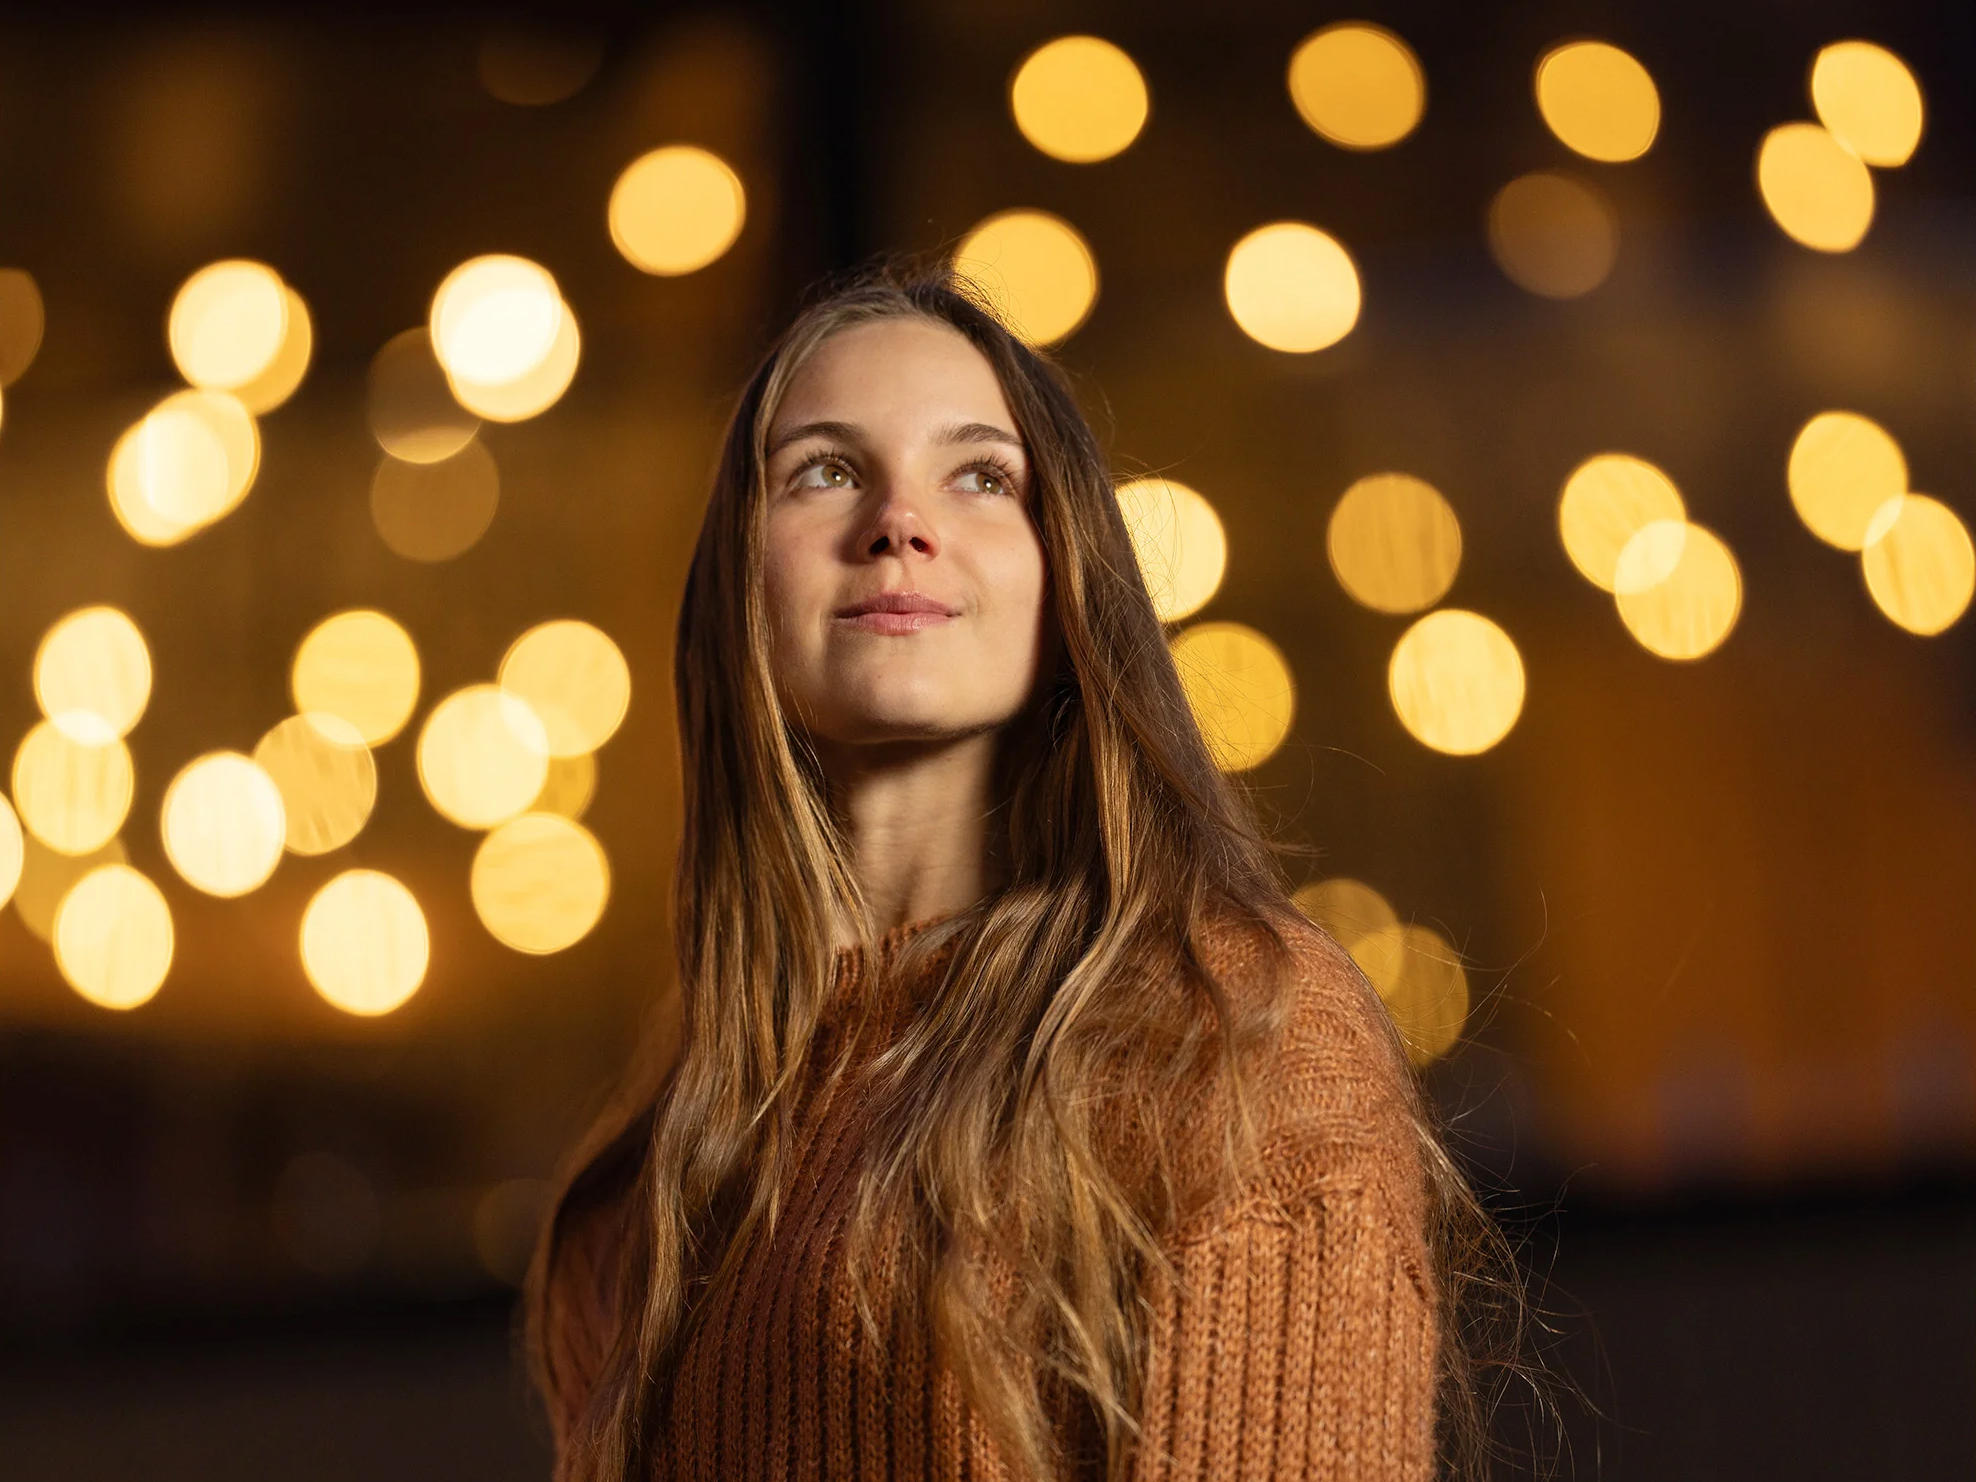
1127 1177 1437 1482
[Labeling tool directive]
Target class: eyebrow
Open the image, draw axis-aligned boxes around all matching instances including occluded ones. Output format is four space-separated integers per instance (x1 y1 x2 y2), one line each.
764 418 1026 458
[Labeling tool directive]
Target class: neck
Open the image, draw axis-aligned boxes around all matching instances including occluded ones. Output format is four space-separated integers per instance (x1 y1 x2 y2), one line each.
814 730 1003 947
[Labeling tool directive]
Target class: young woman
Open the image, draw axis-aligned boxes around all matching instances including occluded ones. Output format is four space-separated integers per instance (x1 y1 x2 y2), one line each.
527 268 1503 1480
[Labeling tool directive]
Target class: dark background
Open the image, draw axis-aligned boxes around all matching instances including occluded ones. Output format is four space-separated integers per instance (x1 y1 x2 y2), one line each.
2 1 1973 1476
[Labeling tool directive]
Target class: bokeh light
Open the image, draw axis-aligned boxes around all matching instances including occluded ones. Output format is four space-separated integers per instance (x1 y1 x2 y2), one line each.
369 329 481 463
1860 494 1974 636
1286 22 1424 151
35 606 152 744
429 255 564 387
1534 40 1661 162
1223 222 1360 353
233 287 313 414
1293 876 1399 950
168 259 290 391
1349 923 1469 1067
1009 35 1150 164
0 792 21 911
161 751 286 897
1326 473 1462 614
13 722 133 855
107 392 260 545
54 863 173 1011
370 441 500 562
1558 453 1687 592
952 210 1098 347
0 268 47 386
291 610 422 746
1388 609 1525 755
1115 476 1227 623
497 621 630 758
447 303 579 421
253 713 377 856
1170 621 1297 772
12 835 125 943
301 870 429 1017
1758 122 1874 252
1787 410 1907 551
471 813 611 953
531 752 597 820
609 145 747 276
1811 40 1923 167
1487 171 1618 298
418 684 551 829
1614 521 1742 660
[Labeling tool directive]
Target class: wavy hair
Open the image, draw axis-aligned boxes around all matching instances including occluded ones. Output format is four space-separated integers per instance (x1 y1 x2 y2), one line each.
525 264 1523 1480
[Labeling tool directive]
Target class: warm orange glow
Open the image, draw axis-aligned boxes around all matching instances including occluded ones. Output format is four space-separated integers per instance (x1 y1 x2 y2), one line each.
531 752 597 820
1009 36 1150 163
253 713 377 856
447 302 579 421
161 752 286 898
952 211 1098 346
1758 122 1874 252
291 610 422 747
370 441 500 562
429 255 564 387
35 606 152 744
369 329 480 464
1614 521 1743 660
234 287 313 414
471 812 611 953
12 835 126 944
1861 494 1974 636
1811 40 1924 167
1326 473 1462 614
1170 622 1297 771
609 146 747 275
1115 477 1227 623
0 268 47 386
12 722 133 855
1487 171 1618 298
1286 23 1425 150
498 620 630 758
0 792 21 911
1224 223 1360 353
1293 877 1398 949
1388 610 1526 755
417 684 551 828
1535 40 1661 161
1350 923 1470 1066
54 863 173 1011
1787 410 1907 551
106 391 260 545
302 870 429 1016
169 259 290 390
1558 454 1687 592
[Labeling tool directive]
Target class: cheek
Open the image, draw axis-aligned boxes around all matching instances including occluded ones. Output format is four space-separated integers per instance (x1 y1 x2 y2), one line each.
979 520 1050 647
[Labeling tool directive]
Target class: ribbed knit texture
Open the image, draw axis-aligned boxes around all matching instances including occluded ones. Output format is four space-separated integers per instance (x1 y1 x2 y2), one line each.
543 912 1437 1481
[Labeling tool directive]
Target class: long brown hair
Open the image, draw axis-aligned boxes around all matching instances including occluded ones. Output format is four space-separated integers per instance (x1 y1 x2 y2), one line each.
526 264 1520 1480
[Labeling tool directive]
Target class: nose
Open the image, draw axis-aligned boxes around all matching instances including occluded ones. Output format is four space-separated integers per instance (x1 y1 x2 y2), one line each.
857 480 939 560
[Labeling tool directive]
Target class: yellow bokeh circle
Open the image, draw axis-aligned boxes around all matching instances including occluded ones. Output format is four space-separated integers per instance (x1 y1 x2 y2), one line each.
1861 494 1974 637
952 210 1098 347
291 610 422 747
1787 410 1907 551
448 304 579 422
1810 40 1923 167
161 752 287 898
1557 453 1687 592
55 863 174 1010
1287 22 1426 151
1487 171 1618 299
1224 222 1360 354
35 606 152 745
1613 521 1742 660
1293 877 1399 950
498 620 631 758
1115 477 1228 623
609 145 747 275
471 813 611 954
429 254 565 387
12 722 133 856
1349 922 1469 1067
253 713 377 857
301 869 430 1017
1757 122 1874 253
1388 609 1526 756
1534 40 1661 162
1009 35 1150 164
1326 473 1462 614
418 684 551 829
1171 621 1297 772
168 259 290 391
0 792 22 910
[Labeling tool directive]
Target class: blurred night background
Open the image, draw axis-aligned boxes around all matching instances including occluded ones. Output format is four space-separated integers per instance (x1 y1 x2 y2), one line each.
2 1 1974 1477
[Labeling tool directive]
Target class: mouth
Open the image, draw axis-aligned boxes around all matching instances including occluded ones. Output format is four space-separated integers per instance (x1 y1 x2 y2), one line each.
833 590 961 634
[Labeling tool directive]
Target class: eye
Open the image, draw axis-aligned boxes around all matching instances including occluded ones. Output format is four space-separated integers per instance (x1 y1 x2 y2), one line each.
955 463 1013 497
793 458 856 490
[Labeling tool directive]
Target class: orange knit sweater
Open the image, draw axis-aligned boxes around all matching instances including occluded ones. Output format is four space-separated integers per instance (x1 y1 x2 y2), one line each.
540 912 1438 1481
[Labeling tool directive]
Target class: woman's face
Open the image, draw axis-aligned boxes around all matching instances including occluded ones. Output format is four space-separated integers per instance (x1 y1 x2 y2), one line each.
761 317 1051 749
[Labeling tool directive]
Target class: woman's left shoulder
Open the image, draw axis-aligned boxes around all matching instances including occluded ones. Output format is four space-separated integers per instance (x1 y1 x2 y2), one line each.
1192 905 1426 1218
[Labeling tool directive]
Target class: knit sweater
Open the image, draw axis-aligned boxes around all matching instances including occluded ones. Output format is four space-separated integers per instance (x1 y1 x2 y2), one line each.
539 910 1438 1481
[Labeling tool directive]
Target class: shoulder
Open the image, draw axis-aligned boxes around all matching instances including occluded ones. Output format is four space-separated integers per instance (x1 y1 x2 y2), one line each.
1179 906 1428 1238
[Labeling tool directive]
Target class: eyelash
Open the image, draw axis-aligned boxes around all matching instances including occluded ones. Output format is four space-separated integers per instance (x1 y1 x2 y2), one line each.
791 448 1021 497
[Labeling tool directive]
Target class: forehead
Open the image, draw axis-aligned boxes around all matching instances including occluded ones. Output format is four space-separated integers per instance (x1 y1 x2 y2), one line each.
770 316 1017 435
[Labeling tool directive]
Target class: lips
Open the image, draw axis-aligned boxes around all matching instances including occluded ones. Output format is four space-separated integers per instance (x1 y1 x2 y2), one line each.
834 590 960 634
